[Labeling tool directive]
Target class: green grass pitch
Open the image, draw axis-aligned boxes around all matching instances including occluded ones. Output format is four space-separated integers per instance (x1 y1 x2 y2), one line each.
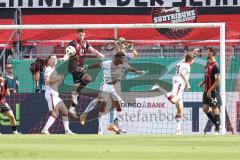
0 135 240 160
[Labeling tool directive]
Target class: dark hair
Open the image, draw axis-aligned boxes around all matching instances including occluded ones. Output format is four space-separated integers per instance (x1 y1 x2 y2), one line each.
45 55 52 64
207 47 217 56
115 51 126 58
78 29 85 33
29 58 46 75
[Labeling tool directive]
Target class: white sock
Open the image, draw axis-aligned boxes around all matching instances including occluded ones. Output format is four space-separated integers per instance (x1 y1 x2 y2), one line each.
116 111 124 128
109 108 117 124
84 99 98 114
43 116 56 131
62 116 70 131
175 115 182 131
98 116 103 133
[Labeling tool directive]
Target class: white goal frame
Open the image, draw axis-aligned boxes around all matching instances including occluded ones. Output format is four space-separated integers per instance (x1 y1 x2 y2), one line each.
0 23 226 134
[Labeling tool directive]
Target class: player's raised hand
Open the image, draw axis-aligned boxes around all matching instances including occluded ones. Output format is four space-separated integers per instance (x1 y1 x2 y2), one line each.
198 81 204 87
118 37 125 44
126 43 134 51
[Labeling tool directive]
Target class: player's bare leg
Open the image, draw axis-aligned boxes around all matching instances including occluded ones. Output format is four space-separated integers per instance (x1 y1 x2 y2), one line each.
58 101 75 134
79 98 106 125
175 100 184 135
4 111 19 134
165 93 183 135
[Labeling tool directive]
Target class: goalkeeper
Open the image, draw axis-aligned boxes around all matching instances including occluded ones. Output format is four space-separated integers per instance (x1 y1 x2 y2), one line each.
79 51 144 134
104 37 138 134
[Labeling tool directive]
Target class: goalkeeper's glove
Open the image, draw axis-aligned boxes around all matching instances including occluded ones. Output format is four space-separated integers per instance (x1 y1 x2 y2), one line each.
126 43 134 51
118 37 125 44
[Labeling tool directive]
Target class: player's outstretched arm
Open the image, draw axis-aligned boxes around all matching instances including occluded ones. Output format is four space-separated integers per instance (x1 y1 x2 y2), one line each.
180 70 190 91
86 63 101 70
207 75 220 97
128 67 145 74
45 75 63 85
88 47 105 58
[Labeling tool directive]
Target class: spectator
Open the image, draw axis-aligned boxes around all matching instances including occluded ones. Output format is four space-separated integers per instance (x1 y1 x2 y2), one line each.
30 58 46 93
4 63 19 93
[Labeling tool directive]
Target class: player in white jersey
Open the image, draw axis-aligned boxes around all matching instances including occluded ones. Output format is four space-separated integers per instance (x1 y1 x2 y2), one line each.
79 51 144 134
41 54 74 134
166 52 195 135
107 37 138 133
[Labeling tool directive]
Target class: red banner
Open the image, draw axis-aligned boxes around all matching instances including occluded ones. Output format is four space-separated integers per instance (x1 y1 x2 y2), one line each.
1 8 240 45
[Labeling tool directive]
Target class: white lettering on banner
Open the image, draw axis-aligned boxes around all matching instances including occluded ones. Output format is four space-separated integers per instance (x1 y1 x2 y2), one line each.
0 0 239 8
101 92 239 134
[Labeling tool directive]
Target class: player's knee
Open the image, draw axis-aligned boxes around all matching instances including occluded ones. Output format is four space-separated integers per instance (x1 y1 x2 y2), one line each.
212 107 220 115
74 82 81 88
112 101 123 112
202 106 209 113
83 74 92 82
99 101 107 112
51 111 58 118
166 94 178 104
4 111 14 119
8 114 16 122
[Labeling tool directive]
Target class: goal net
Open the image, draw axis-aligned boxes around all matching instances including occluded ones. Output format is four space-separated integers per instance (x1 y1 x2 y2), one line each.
0 23 238 135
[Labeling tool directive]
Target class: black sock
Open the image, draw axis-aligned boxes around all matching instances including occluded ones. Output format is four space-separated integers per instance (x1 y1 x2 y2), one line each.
206 112 216 125
71 103 76 107
214 114 221 128
11 126 17 132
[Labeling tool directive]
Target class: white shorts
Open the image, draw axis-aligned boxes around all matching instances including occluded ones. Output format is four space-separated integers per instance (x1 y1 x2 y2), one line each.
168 76 185 100
45 90 62 111
99 82 123 114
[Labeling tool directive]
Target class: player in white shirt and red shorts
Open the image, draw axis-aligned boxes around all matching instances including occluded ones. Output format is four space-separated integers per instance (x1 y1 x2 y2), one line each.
41 54 74 134
166 51 197 135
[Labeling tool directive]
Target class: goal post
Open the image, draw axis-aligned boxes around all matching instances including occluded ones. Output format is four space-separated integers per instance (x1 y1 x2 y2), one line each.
0 23 227 135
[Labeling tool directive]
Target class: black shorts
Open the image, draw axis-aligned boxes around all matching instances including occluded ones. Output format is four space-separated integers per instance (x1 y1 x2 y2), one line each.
0 103 11 114
203 91 222 107
71 69 87 84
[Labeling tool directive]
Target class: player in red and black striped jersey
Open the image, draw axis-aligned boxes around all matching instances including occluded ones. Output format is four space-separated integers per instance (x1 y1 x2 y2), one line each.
0 73 19 134
199 47 222 134
67 29 104 114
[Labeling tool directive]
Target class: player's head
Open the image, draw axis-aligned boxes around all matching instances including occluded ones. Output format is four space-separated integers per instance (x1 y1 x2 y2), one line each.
114 51 126 64
206 47 217 59
46 54 57 67
6 63 14 74
77 28 85 41
185 52 195 65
